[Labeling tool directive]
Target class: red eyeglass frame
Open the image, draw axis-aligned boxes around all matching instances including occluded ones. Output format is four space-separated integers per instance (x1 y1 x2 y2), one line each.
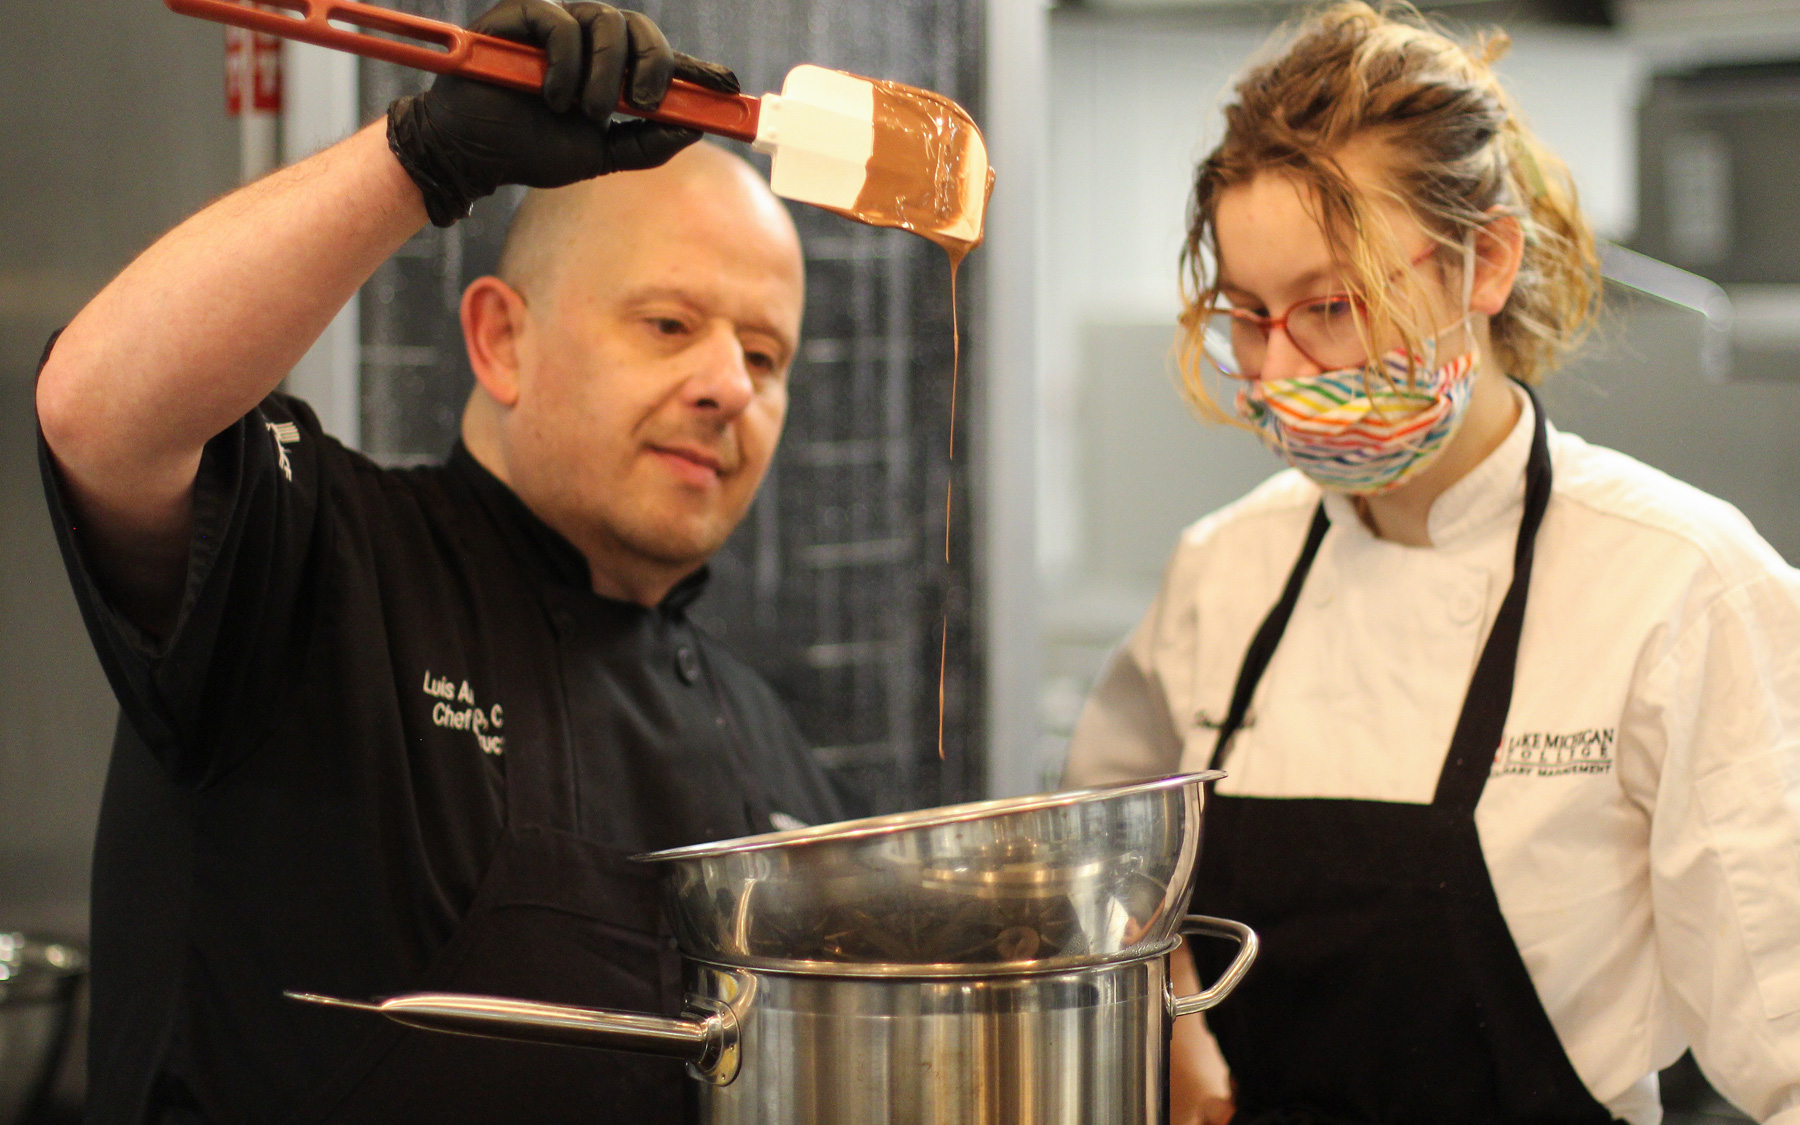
1202 246 1441 378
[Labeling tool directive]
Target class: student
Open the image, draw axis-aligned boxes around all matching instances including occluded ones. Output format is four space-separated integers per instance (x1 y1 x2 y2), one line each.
1062 5 1800 1122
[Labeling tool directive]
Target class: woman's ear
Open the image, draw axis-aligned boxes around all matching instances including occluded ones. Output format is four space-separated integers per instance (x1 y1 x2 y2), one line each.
1470 211 1525 316
461 276 531 409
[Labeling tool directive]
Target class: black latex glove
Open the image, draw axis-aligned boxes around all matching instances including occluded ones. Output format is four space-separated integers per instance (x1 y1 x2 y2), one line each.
388 0 740 226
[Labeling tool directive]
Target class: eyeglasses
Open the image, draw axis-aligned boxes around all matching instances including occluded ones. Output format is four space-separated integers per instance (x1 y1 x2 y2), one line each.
1199 247 1440 380
1200 292 1369 379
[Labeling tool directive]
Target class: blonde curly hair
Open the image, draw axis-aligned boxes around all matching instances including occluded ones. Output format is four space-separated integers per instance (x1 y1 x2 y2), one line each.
1177 1 1602 417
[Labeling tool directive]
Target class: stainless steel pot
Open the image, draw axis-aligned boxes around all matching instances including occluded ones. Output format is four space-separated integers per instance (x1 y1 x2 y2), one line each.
0 934 87 1125
294 773 1257 1123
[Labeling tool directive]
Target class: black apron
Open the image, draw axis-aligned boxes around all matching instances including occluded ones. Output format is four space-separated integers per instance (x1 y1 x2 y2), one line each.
1191 387 1621 1125
291 584 694 1123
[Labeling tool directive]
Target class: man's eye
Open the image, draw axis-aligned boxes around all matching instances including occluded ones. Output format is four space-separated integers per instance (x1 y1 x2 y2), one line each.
650 317 688 336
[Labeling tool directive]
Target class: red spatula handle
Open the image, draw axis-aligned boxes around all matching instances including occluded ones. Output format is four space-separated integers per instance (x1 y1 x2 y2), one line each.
167 0 760 143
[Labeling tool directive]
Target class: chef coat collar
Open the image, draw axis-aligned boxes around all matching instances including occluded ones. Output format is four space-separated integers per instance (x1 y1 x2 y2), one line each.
1321 382 1535 550
448 442 710 614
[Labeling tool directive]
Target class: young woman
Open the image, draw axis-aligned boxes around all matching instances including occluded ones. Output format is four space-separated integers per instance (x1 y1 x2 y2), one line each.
1061 5 1800 1124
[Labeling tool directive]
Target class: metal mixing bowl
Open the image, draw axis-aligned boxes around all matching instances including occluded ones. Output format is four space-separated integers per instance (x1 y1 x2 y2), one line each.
639 772 1220 977
0 933 86 1125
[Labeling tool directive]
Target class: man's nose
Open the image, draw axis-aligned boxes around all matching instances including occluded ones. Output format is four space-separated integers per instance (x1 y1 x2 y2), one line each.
683 325 756 417
1258 325 1325 382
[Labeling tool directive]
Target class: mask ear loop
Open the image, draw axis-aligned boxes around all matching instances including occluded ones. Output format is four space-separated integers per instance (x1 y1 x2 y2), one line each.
1380 232 1479 458
1382 231 1478 397
1456 230 1478 351
1417 230 1479 373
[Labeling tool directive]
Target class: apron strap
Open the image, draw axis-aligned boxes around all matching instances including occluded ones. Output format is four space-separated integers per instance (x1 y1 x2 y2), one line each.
1432 382 1553 816
1209 505 1330 772
1207 379 1553 804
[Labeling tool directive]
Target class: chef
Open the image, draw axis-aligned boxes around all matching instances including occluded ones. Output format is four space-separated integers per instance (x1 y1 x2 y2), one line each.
34 2 842 1121
1062 4 1800 1124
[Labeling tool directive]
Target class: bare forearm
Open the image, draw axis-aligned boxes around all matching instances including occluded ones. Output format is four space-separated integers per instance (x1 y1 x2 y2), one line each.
38 121 425 504
36 120 424 638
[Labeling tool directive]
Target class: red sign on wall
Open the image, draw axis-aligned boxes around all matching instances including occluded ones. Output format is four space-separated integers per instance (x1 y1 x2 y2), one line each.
225 17 282 115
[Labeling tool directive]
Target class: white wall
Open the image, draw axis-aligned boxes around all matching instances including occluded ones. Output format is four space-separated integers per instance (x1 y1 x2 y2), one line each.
1041 19 1267 587
281 41 363 448
982 0 1051 798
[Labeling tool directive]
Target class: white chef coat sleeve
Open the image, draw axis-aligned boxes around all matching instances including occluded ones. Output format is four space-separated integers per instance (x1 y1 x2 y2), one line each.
1061 550 1194 788
1630 568 1800 1124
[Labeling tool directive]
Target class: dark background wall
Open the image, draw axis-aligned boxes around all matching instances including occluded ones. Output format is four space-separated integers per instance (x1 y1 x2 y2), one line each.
0 2 242 1110
0 0 239 947
356 0 988 816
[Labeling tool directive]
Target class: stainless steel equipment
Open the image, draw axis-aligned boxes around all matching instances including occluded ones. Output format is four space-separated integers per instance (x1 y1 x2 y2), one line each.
292 773 1256 1123
649 769 1224 976
684 931 1246 1124
0 934 87 1125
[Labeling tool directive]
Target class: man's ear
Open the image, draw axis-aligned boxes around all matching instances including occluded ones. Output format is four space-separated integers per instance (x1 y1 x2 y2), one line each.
462 276 531 408
1470 211 1525 317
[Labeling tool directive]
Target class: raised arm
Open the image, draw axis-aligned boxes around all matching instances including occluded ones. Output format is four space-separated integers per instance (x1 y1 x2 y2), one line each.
36 0 728 636
36 125 423 632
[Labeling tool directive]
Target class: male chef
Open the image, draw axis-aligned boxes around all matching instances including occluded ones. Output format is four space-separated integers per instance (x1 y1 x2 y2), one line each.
34 2 842 1120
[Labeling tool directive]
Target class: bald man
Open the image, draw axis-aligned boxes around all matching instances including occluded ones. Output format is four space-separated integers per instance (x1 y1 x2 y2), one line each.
35 3 840 1120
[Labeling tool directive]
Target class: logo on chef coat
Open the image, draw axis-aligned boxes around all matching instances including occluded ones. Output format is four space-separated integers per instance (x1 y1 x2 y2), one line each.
265 419 300 482
421 670 505 755
1491 727 1615 778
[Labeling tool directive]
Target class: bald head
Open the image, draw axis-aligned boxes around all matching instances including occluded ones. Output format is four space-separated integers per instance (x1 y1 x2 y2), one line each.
458 140 806 605
496 142 802 307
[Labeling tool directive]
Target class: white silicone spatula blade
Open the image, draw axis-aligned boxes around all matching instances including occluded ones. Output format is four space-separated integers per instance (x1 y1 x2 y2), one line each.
755 66 877 213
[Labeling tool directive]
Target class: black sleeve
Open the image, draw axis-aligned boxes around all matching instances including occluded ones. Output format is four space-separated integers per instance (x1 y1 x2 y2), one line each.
38 336 334 785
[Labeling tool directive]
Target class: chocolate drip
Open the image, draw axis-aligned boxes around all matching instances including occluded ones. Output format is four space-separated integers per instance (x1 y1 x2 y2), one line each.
818 77 994 761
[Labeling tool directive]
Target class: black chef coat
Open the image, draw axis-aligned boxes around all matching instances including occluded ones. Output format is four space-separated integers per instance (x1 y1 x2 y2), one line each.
39 364 843 1123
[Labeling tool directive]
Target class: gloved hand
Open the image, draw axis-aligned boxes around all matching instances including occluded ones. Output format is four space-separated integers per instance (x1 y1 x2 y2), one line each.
388 0 740 226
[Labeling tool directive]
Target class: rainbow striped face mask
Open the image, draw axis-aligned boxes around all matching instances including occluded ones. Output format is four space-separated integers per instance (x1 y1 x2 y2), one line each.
1235 235 1483 496
1236 342 1479 495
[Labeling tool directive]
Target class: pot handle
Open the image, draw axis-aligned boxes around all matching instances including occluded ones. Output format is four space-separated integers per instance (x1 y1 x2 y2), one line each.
286 989 742 1086
1168 914 1259 1018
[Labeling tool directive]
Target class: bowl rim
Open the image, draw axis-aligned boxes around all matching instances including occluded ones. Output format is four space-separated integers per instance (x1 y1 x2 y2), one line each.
633 771 1223 863
681 934 1189 978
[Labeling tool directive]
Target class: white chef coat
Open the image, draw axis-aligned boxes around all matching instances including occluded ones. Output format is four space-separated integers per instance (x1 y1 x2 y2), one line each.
1064 388 1800 1124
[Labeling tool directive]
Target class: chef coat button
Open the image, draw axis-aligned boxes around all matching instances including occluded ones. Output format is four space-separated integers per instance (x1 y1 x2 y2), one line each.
676 645 702 685
1450 588 1481 624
